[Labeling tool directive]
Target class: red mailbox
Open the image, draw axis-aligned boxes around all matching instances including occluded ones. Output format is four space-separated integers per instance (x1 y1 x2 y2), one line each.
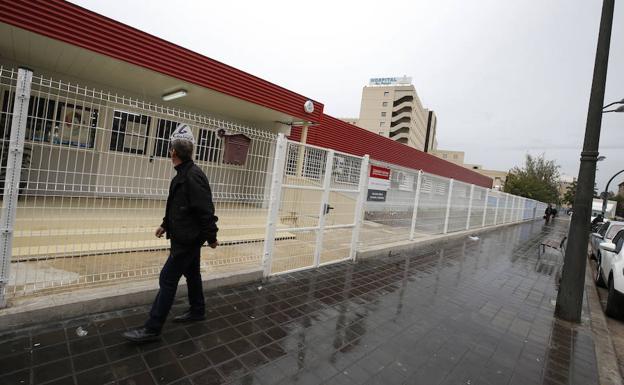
220 132 251 165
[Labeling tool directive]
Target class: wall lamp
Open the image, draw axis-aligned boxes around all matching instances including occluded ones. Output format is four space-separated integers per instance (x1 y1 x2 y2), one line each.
162 89 187 101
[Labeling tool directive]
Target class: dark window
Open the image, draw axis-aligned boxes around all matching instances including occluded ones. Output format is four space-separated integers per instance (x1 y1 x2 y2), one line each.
2 91 97 148
607 225 624 240
612 229 623 245
109 111 151 154
303 147 324 180
0 91 11 139
52 101 98 148
615 231 624 253
153 119 179 158
26 95 56 142
196 128 221 162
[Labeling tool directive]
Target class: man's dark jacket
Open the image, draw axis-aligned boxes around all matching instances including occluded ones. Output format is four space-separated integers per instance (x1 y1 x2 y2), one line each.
161 160 218 246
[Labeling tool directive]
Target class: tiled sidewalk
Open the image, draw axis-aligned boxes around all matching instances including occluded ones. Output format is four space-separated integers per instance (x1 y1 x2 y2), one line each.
0 219 599 385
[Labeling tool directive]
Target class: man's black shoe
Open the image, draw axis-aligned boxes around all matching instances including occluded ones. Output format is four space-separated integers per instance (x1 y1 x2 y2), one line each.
122 328 160 343
173 311 206 323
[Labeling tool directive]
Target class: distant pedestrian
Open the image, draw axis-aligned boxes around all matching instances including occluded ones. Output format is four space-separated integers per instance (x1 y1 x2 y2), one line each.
592 213 604 226
544 204 554 223
591 213 604 232
123 124 219 343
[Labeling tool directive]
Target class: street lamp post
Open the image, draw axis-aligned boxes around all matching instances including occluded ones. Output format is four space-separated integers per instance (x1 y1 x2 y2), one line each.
555 0 615 323
602 169 624 216
603 105 624 113
603 97 624 110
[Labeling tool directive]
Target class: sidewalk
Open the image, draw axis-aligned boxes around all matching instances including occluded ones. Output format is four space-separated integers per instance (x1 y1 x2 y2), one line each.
0 219 609 385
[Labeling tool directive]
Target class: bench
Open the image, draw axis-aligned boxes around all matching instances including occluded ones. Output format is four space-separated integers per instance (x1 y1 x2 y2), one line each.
538 236 567 258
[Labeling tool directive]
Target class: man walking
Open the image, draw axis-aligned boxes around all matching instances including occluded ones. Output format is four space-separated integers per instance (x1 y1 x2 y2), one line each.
123 124 219 342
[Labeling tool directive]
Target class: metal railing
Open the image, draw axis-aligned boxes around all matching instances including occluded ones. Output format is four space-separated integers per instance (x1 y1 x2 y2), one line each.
0 67 548 304
359 160 545 248
0 67 276 300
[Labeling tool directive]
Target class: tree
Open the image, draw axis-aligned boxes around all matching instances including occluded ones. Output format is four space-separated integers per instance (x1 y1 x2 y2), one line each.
615 194 624 218
563 180 577 206
503 154 560 203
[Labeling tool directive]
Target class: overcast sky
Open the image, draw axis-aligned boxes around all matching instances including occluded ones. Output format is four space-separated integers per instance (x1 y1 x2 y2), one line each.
72 0 624 191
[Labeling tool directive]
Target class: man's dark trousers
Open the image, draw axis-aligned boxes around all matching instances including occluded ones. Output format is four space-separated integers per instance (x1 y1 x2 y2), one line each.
144 241 205 332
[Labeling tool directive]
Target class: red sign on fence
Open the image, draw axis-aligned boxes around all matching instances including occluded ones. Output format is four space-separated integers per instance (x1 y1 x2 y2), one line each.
370 165 390 180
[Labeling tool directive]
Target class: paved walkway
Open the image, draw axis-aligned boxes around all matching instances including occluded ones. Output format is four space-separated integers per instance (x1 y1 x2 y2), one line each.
0 219 601 385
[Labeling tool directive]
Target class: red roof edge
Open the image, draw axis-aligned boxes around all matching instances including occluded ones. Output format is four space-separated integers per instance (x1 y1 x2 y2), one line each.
289 114 494 188
0 0 324 123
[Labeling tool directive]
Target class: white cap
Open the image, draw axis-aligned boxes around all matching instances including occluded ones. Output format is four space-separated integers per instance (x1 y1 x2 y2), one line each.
170 123 195 144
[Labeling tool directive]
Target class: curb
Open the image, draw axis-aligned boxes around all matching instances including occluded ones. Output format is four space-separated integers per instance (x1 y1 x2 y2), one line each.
356 219 533 260
585 259 623 385
0 268 262 333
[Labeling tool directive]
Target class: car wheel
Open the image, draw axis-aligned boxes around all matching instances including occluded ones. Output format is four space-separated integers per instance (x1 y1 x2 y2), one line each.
596 264 606 288
606 276 623 319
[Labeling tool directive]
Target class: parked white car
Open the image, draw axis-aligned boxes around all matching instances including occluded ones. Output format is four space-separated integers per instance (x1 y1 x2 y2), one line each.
590 221 624 264
597 229 624 319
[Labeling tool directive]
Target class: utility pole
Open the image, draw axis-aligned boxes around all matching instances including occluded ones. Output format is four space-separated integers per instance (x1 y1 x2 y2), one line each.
555 0 615 322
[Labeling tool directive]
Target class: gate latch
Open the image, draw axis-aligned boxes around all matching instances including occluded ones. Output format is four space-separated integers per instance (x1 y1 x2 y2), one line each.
323 204 334 215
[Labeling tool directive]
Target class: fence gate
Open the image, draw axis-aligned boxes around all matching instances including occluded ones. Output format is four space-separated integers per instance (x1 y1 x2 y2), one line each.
265 138 368 275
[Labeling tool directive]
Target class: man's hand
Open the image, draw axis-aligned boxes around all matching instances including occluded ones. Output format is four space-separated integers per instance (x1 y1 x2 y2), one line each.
155 226 165 238
209 240 219 249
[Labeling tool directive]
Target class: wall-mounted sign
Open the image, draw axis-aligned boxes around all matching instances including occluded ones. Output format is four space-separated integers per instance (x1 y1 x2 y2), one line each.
367 165 391 202
367 190 387 202
369 76 412 86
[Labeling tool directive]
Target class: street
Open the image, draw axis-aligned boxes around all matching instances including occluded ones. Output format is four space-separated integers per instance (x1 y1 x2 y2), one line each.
0 219 601 385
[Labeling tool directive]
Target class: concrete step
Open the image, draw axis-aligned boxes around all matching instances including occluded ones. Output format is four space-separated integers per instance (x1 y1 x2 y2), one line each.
12 231 296 261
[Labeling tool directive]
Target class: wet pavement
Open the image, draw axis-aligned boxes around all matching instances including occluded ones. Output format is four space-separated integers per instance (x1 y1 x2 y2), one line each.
0 219 601 385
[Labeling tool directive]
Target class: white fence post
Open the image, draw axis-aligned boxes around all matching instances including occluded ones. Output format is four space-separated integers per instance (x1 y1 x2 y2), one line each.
314 150 334 267
465 184 475 230
494 193 500 225
350 155 370 261
533 201 538 219
509 196 514 222
409 170 423 240
261 133 287 277
502 194 508 223
443 179 454 234
482 189 489 228
0 67 32 308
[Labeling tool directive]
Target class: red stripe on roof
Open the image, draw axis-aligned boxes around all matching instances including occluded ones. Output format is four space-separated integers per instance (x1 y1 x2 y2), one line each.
0 0 323 123
290 114 493 188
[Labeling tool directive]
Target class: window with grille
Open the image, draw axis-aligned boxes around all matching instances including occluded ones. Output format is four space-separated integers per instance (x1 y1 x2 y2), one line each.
421 178 433 194
196 128 221 162
153 118 179 158
1 90 98 148
109 110 151 154
285 145 299 176
303 147 324 180
333 155 360 185
434 181 447 195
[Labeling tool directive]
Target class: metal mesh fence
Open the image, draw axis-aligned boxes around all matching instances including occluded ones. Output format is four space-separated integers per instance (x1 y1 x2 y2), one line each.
469 186 487 229
3 68 276 296
416 173 450 235
447 180 471 233
271 142 364 274
0 66 548 302
360 160 418 247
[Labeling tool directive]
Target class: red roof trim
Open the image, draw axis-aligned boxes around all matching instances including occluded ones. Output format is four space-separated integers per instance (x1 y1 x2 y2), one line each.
290 114 493 188
0 0 324 123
